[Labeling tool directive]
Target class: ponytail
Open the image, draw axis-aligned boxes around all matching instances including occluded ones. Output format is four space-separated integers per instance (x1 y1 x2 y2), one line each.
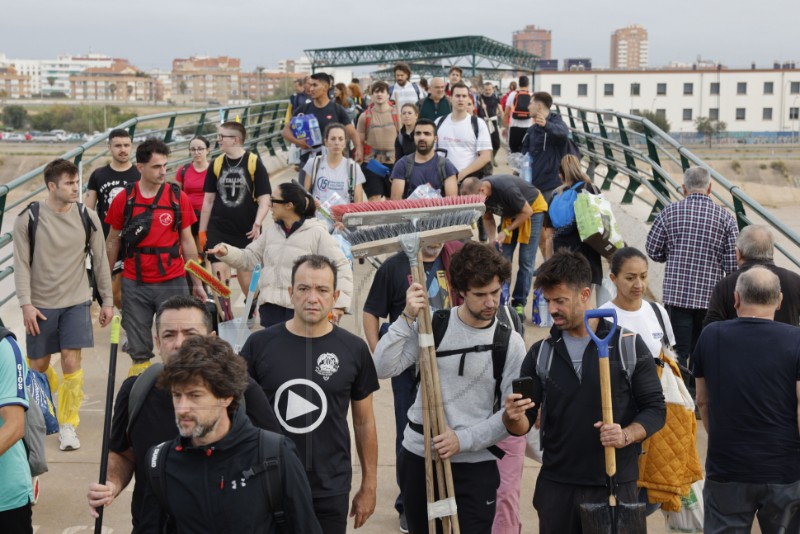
279 181 317 218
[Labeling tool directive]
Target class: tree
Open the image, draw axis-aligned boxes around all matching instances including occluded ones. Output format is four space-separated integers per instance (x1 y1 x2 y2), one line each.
179 81 188 95
628 110 671 135
695 116 727 147
46 76 56 88
1 105 28 129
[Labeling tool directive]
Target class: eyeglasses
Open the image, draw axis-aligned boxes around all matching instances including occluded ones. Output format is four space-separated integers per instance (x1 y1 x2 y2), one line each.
188 147 206 152
270 198 289 205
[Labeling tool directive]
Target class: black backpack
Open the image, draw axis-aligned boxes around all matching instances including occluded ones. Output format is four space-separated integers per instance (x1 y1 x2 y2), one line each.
147 430 287 534
120 182 182 283
511 91 532 120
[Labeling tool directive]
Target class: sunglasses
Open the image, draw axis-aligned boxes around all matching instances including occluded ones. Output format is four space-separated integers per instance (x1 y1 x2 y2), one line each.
271 198 289 204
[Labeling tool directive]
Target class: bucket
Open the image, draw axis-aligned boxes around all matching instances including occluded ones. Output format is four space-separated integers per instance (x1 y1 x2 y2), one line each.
217 319 251 353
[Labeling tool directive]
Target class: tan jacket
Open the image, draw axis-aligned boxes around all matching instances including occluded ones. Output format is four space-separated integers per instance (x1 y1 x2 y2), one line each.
222 218 352 311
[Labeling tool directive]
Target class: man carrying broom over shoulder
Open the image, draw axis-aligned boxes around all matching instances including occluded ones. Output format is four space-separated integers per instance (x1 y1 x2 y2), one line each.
374 241 527 534
503 250 665 534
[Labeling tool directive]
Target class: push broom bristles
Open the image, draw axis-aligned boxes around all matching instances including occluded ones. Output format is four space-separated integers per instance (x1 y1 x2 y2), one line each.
332 195 486 226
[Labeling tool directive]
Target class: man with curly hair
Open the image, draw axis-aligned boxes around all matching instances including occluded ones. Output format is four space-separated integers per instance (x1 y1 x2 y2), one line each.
373 241 527 534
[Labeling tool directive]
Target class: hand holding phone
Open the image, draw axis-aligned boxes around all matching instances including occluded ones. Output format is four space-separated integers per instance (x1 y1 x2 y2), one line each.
512 377 535 402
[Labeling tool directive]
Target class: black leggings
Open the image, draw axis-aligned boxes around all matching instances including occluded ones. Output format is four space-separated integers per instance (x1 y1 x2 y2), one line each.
399 448 499 534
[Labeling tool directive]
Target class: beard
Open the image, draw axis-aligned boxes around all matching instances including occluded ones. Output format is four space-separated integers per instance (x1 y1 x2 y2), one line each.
176 414 219 439
416 142 433 156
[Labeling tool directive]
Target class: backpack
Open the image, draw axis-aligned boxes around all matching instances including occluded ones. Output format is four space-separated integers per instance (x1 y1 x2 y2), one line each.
362 103 399 157
533 326 637 451
389 82 421 100
22 201 96 266
178 163 191 184
211 153 259 202
120 182 183 283
0 328 49 477
309 154 358 203
147 430 287 533
547 182 583 229
430 305 523 412
511 90 532 120
401 153 449 197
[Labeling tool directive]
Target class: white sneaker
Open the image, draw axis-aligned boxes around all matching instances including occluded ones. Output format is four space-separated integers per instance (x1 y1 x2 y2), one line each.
59 424 80 451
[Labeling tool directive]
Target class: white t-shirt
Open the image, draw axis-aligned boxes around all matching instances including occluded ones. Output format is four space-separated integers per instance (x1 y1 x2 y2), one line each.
435 115 493 172
390 82 425 109
504 90 533 129
598 300 676 359
302 156 366 205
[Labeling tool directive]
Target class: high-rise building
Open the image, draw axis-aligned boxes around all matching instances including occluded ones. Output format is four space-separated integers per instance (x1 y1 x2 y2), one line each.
610 24 648 70
512 25 552 60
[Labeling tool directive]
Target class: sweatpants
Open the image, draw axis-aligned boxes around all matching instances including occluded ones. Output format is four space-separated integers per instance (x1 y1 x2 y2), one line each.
121 277 188 361
399 448 500 534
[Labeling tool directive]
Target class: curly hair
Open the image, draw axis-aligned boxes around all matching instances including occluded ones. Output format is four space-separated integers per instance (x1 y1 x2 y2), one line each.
157 336 249 417
533 249 592 292
448 241 511 294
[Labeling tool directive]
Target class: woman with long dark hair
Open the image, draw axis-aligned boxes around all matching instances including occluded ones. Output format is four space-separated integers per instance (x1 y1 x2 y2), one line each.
208 181 353 327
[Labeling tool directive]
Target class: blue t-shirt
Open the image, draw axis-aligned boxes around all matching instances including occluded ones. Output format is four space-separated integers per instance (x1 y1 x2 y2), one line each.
0 336 33 512
693 318 800 483
390 155 458 198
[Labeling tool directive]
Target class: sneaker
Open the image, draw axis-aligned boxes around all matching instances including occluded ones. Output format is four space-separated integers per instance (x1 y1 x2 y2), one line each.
128 360 152 377
399 512 409 533
514 304 525 320
59 424 80 451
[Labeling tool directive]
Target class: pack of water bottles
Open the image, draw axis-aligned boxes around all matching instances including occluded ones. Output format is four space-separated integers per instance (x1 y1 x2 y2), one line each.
531 287 553 327
290 113 323 147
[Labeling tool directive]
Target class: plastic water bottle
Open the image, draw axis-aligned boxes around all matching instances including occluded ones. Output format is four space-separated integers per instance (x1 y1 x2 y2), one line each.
531 288 553 327
309 115 322 146
521 153 533 184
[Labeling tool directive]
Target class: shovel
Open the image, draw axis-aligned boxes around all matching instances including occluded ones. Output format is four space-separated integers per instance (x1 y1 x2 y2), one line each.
579 308 646 534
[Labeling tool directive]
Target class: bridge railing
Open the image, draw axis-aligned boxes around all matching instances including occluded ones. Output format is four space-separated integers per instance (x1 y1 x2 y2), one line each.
0 100 290 307
555 103 800 270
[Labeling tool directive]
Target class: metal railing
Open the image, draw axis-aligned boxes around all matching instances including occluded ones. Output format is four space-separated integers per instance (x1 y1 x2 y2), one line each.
555 103 800 270
0 100 290 307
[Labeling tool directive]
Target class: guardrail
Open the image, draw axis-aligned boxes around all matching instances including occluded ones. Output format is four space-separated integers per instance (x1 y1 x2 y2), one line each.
0 100 289 307
555 103 800 270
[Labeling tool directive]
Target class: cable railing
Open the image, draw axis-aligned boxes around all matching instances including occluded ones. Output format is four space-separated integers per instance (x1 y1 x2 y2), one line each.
0 99 289 307
555 103 800 270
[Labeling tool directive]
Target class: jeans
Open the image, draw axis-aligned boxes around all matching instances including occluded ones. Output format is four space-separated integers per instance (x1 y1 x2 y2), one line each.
704 478 800 534
501 212 545 308
665 305 707 367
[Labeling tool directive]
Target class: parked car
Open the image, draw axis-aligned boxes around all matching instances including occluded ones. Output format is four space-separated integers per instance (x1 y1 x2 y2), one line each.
2 132 27 142
32 133 60 142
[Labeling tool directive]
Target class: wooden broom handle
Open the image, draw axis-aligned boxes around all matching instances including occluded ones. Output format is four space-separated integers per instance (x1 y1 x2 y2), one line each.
598 357 616 477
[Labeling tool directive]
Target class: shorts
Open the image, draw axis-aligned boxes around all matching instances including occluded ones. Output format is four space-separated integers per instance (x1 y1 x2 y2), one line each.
206 230 251 264
362 162 393 198
26 301 93 359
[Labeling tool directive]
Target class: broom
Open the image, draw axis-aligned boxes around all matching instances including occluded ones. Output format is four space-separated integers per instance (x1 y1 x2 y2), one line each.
345 199 485 534
332 195 485 228
186 259 232 322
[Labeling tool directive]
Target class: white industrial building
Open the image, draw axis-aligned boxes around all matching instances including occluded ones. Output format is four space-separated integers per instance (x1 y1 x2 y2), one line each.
535 68 800 134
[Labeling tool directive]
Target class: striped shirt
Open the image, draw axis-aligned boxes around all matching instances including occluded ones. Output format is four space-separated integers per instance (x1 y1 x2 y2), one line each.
646 193 738 309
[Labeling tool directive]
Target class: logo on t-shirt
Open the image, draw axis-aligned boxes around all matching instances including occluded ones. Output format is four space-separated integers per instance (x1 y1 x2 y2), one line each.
315 353 339 381
218 167 249 208
159 212 174 227
274 378 329 434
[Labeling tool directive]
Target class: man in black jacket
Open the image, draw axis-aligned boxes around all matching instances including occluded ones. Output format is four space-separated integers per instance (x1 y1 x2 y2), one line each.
704 224 800 327
138 335 321 533
503 250 665 534
87 296 281 532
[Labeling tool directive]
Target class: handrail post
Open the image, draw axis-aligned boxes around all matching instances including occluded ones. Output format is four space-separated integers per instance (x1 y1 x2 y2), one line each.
163 116 177 143
616 117 640 204
596 114 618 190
643 123 670 221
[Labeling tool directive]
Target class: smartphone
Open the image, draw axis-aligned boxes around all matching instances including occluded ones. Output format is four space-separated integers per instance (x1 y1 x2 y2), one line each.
512 377 535 402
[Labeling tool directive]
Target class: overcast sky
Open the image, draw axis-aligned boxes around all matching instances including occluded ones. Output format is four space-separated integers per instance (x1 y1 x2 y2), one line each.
2 0 797 72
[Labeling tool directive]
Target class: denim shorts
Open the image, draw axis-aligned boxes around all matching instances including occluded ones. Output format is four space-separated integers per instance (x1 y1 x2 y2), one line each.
26 301 93 359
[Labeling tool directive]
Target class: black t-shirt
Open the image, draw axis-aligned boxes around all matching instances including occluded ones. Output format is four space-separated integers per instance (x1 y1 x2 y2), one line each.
109 374 280 528
293 100 352 146
86 164 140 236
363 252 453 323
203 151 271 238
484 175 541 217
240 324 379 498
478 94 500 118
693 318 800 483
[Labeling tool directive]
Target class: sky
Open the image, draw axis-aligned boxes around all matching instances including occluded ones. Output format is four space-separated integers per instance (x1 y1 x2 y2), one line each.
1 0 797 72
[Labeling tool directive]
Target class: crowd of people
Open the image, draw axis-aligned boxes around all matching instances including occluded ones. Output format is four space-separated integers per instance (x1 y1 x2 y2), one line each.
1 63 799 534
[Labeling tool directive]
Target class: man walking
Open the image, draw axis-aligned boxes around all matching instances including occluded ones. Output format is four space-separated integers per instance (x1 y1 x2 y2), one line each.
390 118 458 200
646 166 738 367
87 295 279 531
704 224 800 326
136 335 321 533
374 241 527 534
85 128 140 308
357 81 400 201
461 174 548 319
14 158 113 451
418 77 451 122
435 82 492 181
504 75 533 155
478 81 504 160
241 255 379 534
389 62 423 109
694 267 800 533
105 139 205 375
504 250 665 534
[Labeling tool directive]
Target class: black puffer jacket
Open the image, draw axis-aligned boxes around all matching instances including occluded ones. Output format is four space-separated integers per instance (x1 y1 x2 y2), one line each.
522 112 569 192
139 407 322 534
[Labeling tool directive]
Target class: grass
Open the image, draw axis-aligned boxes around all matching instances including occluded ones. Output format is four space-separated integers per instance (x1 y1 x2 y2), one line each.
770 160 789 177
